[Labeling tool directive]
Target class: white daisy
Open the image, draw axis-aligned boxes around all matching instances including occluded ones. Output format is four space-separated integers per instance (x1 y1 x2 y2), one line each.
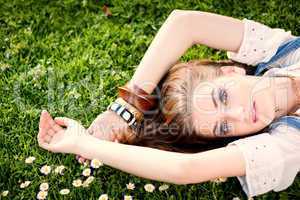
211 177 227 183
72 179 82 187
54 165 65 175
82 168 91 177
25 156 36 164
91 159 103 169
1 190 9 196
144 183 155 192
158 184 169 191
39 182 49 191
20 181 31 188
59 189 70 195
124 195 133 200
126 182 135 190
98 194 108 200
37 191 48 200
82 176 95 187
40 165 51 175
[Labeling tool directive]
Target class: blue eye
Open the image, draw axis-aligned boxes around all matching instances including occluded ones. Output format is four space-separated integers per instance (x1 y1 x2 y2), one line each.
220 121 230 136
219 88 228 105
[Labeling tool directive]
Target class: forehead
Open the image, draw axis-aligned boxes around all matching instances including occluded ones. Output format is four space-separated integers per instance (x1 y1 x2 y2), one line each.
191 81 217 136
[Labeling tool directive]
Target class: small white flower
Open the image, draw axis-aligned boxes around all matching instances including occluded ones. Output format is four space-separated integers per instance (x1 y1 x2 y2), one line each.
82 181 89 188
158 184 169 191
211 177 227 183
91 159 103 169
98 194 108 200
83 160 90 167
25 156 36 164
54 165 65 175
82 176 95 187
126 182 135 190
124 195 132 200
40 165 51 175
1 190 9 196
39 182 49 191
72 179 82 187
232 198 241 200
82 168 91 177
144 183 155 192
82 0 87 7
20 181 31 188
37 191 48 200
59 189 70 195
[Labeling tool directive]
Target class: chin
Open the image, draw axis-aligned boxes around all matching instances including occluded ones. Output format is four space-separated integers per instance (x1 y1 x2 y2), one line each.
258 106 276 127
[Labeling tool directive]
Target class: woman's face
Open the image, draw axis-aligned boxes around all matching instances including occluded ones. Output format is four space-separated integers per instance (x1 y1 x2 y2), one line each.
192 66 277 138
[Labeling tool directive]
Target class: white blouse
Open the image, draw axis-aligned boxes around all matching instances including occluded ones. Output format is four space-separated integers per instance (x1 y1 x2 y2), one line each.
227 18 296 66
226 19 300 197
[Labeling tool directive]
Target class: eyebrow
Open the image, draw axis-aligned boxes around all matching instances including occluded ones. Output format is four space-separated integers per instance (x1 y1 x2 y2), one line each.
211 88 218 136
213 122 218 136
211 88 217 108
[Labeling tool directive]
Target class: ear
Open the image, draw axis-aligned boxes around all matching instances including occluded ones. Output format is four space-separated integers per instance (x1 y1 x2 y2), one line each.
220 66 246 76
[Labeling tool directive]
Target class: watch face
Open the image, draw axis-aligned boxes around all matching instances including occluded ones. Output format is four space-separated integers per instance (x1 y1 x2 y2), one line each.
111 103 119 111
122 110 132 121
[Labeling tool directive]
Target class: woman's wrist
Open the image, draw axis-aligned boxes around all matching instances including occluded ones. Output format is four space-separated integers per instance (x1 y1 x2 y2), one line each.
90 110 136 143
76 134 96 158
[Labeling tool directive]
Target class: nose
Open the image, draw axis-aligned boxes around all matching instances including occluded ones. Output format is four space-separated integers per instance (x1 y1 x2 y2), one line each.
222 106 246 121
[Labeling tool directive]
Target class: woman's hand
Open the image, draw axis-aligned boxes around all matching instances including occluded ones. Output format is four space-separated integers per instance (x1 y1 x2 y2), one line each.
76 110 136 163
37 110 89 154
87 110 132 142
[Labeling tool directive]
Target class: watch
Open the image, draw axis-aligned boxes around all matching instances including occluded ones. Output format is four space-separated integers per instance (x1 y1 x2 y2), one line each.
107 102 139 133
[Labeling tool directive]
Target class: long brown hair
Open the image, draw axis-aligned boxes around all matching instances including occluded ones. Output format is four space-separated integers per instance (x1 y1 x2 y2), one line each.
130 59 253 153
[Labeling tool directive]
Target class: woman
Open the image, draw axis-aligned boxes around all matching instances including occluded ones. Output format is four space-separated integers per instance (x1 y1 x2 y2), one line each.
37 10 300 198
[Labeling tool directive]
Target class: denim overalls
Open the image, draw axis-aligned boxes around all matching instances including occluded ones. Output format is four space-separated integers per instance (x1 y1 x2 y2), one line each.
254 37 300 131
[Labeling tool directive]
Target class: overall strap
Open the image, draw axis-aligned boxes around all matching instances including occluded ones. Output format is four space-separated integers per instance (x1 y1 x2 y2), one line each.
269 115 300 131
255 37 300 76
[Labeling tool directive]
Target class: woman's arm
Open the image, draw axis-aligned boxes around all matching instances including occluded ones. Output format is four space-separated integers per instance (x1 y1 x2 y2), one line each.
38 112 245 185
86 11 245 147
78 134 245 184
128 10 244 93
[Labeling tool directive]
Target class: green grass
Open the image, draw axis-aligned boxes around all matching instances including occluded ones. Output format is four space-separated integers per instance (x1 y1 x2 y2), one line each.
0 0 299 199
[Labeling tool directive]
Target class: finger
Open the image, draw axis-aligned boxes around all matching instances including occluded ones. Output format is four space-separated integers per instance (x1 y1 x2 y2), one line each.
87 127 93 135
54 117 78 127
37 110 53 144
44 135 52 144
114 139 119 143
37 132 46 147
112 130 125 142
78 157 86 164
38 110 52 140
47 128 56 136
39 110 55 130
52 123 64 132
38 139 52 151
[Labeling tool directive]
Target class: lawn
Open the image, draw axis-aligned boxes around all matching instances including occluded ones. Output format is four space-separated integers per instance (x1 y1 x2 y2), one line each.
0 0 299 199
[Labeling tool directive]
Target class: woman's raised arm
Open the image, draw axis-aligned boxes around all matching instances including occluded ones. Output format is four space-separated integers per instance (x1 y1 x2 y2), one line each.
128 10 244 93
85 10 245 154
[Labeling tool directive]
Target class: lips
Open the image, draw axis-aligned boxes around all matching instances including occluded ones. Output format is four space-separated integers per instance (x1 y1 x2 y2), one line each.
252 100 257 123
